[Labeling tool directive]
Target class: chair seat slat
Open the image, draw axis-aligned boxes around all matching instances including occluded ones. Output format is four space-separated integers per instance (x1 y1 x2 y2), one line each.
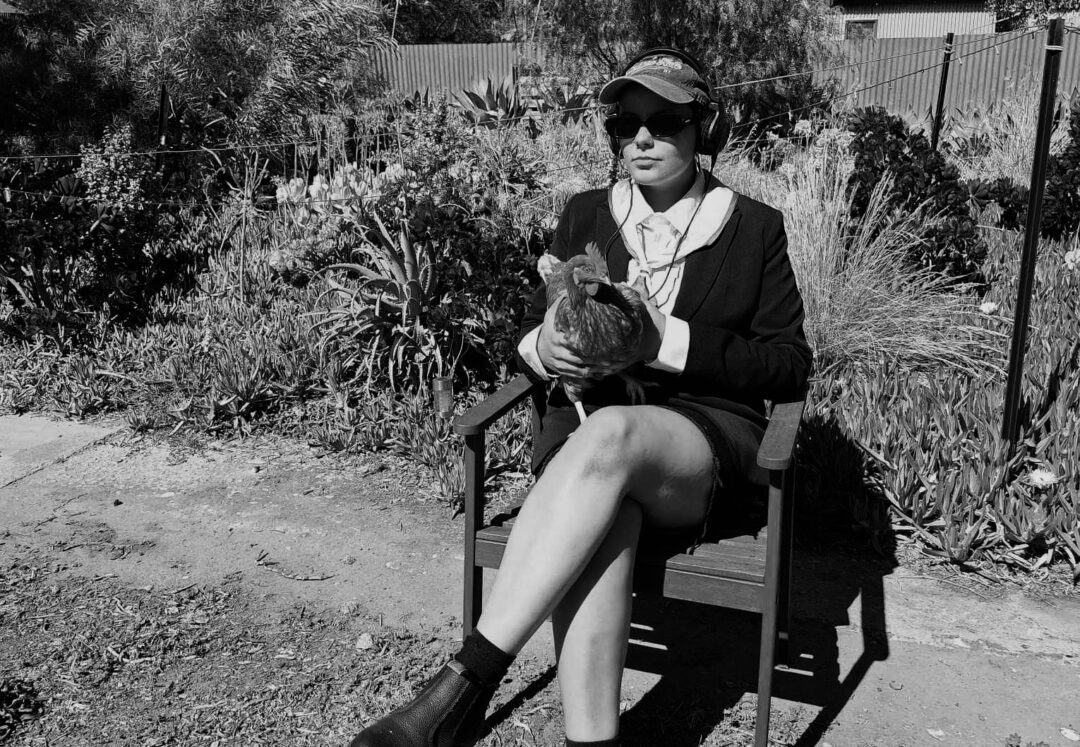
476 520 768 586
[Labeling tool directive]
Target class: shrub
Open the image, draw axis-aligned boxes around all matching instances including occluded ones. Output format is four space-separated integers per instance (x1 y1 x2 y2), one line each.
802 227 1080 575
74 123 151 208
846 106 986 283
997 98 1080 242
0 0 129 151
0 149 194 333
943 81 1072 187
91 0 389 143
960 98 1079 244
289 96 556 391
720 129 1003 374
1042 100 1080 242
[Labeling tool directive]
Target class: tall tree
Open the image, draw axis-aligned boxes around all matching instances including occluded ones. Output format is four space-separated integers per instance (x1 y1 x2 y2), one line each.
985 0 1080 28
545 0 840 123
92 0 390 141
383 0 503 43
1 0 392 147
0 0 128 148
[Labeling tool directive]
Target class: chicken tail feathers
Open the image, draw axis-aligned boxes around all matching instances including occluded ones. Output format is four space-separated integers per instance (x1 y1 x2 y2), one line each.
537 252 561 283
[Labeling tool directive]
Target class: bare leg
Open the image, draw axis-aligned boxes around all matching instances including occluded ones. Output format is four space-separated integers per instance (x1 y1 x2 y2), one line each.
553 500 642 742
476 404 713 654
347 406 714 747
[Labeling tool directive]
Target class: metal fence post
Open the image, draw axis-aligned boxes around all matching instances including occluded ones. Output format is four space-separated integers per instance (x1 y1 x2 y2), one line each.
155 83 169 172
1002 18 1065 444
930 32 955 151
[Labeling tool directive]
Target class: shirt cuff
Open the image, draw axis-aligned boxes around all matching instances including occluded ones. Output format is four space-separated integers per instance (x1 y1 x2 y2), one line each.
517 326 554 380
646 314 689 374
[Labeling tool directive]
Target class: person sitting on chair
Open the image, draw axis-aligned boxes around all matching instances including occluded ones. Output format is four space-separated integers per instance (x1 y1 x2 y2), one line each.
348 47 812 747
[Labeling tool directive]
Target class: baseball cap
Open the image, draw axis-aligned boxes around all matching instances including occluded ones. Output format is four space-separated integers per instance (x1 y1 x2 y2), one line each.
598 52 711 106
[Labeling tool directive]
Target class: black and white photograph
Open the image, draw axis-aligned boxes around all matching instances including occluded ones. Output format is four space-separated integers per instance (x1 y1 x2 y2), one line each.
1 1 1079 744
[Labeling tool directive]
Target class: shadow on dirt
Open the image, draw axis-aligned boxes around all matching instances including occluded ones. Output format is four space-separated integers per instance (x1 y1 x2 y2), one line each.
616 414 899 746
481 416 899 746
617 542 895 746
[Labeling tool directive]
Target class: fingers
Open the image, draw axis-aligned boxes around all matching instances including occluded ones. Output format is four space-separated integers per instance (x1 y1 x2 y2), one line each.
546 348 594 379
538 328 616 379
537 318 591 378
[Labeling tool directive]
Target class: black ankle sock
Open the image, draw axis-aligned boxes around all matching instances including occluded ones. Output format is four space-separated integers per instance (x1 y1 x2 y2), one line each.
454 630 514 686
565 739 620 747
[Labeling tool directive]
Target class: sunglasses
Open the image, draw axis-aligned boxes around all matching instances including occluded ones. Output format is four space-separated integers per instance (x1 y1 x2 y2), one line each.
603 113 695 139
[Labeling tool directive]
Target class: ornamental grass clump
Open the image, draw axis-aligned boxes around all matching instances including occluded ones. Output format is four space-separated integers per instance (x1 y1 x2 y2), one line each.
723 131 1004 375
943 81 1072 187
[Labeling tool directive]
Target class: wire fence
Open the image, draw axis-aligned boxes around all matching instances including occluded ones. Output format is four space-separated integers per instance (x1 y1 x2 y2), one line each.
3 22 1071 164
734 26 1051 134
0 21 1072 209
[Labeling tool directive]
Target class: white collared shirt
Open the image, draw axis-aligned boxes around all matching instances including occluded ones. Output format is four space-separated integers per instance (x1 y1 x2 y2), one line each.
518 172 735 378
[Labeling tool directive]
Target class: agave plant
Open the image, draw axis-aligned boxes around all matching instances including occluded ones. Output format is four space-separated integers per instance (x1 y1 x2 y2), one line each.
532 82 596 125
453 76 531 129
312 213 442 389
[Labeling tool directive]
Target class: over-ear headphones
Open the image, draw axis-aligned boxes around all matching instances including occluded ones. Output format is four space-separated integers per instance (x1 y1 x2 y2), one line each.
604 47 729 158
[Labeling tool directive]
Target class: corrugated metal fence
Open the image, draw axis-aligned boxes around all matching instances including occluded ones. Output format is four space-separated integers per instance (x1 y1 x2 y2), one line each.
825 32 1080 118
374 35 1079 115
373 43 518 96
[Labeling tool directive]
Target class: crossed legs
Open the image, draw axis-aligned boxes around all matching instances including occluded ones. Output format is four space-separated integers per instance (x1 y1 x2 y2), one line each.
475 405 715 741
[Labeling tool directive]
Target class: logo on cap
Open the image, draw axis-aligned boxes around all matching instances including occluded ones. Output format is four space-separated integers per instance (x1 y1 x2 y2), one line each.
627 56 685 75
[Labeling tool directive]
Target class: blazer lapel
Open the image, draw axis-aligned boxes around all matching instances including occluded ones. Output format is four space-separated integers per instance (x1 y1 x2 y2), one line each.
672 197 742 319
595 202 631 282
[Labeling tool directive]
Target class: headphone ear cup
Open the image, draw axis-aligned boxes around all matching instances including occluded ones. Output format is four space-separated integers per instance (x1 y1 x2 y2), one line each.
696 106 730 156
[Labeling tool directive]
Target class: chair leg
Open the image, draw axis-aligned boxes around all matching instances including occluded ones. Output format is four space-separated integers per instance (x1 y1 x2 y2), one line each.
756 596 779 747
776 461 796 667
463 433 485 637
755 468 786 747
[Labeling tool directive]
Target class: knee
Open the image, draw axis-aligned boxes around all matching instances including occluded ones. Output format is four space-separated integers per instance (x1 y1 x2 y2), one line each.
572 406 642 477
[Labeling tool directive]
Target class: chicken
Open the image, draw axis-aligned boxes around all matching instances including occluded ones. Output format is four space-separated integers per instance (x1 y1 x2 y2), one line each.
537 242 650 423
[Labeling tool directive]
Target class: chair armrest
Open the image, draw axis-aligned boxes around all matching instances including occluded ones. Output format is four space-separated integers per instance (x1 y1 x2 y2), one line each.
453 375 541 436
757 398 805 471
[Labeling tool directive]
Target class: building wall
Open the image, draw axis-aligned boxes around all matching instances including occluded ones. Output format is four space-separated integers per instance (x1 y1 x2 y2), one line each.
834 2 995 38
833 3 1080 39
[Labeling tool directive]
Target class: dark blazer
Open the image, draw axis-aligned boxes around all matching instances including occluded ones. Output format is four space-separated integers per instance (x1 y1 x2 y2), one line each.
516 185 812 476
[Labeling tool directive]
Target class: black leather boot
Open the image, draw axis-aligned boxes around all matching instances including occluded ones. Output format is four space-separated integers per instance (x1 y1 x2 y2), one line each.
348 660 495 747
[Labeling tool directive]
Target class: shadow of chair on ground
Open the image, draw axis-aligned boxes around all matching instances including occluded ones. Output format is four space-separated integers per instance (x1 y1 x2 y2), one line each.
617 541 895 746
617 413 899 746
483 414 899 746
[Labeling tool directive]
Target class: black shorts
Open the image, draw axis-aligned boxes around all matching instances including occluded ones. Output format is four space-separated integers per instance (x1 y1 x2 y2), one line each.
531 400 766 549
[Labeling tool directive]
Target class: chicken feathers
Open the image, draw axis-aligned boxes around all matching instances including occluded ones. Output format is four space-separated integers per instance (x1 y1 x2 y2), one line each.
537 242 649 423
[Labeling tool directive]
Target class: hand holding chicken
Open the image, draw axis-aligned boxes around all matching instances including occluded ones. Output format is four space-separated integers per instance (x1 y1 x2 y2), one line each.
536 242 658 423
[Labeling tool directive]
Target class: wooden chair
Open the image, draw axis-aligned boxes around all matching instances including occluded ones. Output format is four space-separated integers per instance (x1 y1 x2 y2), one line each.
452 374 804 747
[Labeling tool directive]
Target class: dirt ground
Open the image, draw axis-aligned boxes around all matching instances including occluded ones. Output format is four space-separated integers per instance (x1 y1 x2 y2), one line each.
1 415 1079 746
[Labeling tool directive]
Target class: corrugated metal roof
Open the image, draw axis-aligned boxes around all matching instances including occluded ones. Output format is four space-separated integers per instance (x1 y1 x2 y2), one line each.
0 1 22 14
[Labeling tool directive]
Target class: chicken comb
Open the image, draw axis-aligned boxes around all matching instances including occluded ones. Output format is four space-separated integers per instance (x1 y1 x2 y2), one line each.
584 242 609 277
